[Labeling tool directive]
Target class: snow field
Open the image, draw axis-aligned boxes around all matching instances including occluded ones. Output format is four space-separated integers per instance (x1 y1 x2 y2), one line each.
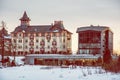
0 65 120 80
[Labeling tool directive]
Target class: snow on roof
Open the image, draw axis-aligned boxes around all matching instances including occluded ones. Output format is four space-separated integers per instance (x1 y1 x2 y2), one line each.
4 35 11 39
26 54 101 59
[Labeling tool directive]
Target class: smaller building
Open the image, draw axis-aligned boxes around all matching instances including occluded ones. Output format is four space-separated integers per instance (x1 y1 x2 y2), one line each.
76 25 113 55
25 54 102 66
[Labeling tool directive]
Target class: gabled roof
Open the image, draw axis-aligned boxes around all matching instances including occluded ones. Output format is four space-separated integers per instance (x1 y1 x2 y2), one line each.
12 20 72 34
12 11 72 34
12 25 52 33
12 24 72 34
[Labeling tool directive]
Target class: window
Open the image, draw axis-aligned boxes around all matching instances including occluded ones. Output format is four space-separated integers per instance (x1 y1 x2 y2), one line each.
41 39 44 43
14 34 16 37
46 35 51 42
30 34 34 39
63 39 65 43
36 45 38 49
13 39 16 43
36 33 39 37
18 46 22 49
67 34 71 40
79 31 101 43
63 45 65 49
63 33 65 37
18 39 22 43
60 38 62 42
19 34 21 37
25 46 28 49
48 45 50 49
36 39 39 43
53 39 56 41
25 39 28 43
53 33 56 37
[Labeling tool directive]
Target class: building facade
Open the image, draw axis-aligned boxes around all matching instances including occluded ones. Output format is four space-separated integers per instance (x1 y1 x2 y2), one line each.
11 12 72 55
76 25 113 55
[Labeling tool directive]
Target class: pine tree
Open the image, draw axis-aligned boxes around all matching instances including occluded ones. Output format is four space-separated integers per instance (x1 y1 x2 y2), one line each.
117 56 120 67
103 48 112 64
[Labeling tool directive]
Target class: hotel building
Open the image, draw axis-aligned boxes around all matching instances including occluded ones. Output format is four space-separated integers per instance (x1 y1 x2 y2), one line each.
11 11 72 55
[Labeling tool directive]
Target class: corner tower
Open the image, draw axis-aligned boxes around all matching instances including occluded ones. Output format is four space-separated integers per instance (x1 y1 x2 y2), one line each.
19 11 31 26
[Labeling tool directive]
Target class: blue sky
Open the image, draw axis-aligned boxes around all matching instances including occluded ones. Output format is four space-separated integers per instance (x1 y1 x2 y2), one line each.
0 0 120 53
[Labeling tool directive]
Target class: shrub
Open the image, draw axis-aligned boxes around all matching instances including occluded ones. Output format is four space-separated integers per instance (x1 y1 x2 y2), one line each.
117 56 120 71
102 60 119 73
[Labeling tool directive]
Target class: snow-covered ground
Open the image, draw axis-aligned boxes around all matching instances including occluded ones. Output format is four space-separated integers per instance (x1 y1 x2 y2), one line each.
0 56 120 80
0 56 25 67
9 56 25 66
0 65 120 80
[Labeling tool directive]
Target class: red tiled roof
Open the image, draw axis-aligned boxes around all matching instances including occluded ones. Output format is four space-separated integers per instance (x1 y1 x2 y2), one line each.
12 24 72 34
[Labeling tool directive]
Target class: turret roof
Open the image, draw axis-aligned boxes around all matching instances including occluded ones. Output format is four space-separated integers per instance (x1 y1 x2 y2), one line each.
20 11 30 21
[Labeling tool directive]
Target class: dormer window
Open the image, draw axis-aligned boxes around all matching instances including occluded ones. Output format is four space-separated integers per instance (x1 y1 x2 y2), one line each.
53 33 56 37
52 40 57 46
40 40 45 46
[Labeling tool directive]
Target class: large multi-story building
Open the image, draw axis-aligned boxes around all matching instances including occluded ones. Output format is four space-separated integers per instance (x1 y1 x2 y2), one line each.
10 12 114 66
76 25 113 55
11 11 72 55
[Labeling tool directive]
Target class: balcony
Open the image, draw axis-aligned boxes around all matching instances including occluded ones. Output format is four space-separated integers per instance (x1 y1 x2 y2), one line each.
52 41 57 46
40 41 45 46
29 42 34 46
29 48 34 52
30 35 34 40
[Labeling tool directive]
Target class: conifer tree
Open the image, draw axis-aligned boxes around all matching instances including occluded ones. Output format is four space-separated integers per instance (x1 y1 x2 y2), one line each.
103 48 112 64
117 56 120 67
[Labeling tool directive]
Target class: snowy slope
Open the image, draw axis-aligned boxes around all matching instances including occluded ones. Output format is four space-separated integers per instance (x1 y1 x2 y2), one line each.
0 65 120 80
